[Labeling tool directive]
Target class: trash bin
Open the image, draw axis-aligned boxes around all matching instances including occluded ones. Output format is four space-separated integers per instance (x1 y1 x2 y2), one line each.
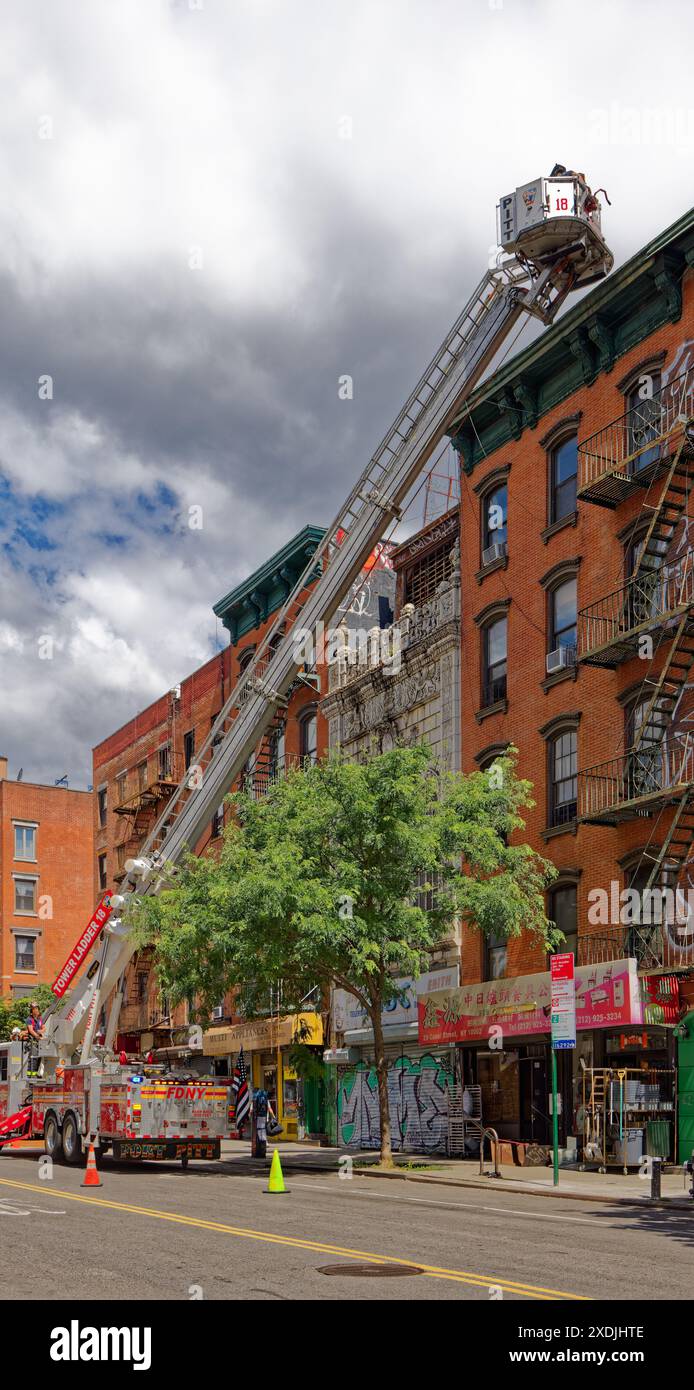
614 1128 644 1165
647 1120 671 1158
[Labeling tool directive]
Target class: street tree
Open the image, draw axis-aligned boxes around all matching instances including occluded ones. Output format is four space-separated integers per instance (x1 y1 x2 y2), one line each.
131 745 559 1165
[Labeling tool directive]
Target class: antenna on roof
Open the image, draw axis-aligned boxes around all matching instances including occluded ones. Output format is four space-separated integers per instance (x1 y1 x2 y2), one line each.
54 774 68 788
16 768 23 781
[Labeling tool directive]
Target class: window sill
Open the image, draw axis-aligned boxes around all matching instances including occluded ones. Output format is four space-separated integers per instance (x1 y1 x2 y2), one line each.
541 664 578 693
14 968 37 975
541 511 578 545
475 555 509 585
13 910 38 918
13 858 38 865
475 698 509 724
541 820 578 842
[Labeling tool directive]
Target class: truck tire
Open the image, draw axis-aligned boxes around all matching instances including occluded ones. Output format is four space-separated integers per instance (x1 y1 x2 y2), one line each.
62 1113 81 1166
44 1113 63 1161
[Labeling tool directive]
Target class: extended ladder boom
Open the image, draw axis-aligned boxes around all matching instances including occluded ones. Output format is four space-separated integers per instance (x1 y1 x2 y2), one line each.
44 171 613 1062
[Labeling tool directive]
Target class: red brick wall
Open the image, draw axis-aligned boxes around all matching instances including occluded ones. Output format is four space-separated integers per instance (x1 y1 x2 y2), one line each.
92 590 328 1037
458 269 694 985
0 780 94 998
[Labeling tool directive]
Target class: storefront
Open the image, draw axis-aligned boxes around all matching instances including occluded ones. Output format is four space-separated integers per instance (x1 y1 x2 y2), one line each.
202 1012 324 1140
327 967 459 1153
419 959 644 1153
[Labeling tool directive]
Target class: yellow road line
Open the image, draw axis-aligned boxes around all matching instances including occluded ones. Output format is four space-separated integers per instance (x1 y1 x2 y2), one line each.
0 1175 588 1300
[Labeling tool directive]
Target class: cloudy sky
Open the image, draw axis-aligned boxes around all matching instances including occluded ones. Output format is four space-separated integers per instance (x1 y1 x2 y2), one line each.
1 0 692 787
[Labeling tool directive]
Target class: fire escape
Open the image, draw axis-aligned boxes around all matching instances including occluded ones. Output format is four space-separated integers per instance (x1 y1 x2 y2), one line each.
576 368 694 971
113 772 179 882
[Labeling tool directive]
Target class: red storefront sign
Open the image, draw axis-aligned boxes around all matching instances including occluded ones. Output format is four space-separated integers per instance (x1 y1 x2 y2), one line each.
418 958 643 1046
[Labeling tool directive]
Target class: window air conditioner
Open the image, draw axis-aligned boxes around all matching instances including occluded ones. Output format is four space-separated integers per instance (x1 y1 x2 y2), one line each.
482 541 507 567
546 646 574 674
212 1005 224 1021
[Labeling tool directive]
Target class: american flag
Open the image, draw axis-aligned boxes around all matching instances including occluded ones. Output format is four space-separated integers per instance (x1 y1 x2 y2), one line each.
231 1047 250 1132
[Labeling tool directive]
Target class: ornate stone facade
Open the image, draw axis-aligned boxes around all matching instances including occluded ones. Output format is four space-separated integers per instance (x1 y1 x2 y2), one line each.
322 542 461 770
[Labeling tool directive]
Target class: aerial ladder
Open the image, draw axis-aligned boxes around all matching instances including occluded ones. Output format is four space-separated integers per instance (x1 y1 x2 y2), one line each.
0 170 613 1146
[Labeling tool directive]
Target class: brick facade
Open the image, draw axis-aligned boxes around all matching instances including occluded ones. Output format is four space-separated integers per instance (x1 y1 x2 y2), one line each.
0 759 94 1001
91 528 331 1048
453 211 694 993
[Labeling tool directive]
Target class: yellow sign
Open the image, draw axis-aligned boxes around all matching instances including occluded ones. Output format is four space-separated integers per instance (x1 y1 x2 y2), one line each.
202 1011 323 1056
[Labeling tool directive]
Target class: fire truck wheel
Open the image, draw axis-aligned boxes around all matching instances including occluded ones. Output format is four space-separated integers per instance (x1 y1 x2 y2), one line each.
44 1114 63 1161
61 1113 81 1166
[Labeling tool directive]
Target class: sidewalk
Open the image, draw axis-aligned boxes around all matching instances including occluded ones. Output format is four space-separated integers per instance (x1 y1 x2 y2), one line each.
220 1140 694 1208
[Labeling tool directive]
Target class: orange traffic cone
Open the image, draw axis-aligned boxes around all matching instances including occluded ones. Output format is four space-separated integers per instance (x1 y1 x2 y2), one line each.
81 1140 103 1188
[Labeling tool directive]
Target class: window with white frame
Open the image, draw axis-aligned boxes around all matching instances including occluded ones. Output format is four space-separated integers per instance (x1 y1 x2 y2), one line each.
14 934 36 972
14 877 37 914
13 823 37 860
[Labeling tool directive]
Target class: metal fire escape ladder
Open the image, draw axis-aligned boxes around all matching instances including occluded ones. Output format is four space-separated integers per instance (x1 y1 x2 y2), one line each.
626 436 694 758
627 432 694 903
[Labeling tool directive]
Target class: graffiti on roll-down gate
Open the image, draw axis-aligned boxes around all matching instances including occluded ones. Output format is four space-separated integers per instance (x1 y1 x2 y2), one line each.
336 1054 452 1152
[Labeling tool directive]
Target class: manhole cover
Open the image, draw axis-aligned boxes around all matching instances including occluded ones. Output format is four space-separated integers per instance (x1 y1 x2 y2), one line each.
318 1262 423 1278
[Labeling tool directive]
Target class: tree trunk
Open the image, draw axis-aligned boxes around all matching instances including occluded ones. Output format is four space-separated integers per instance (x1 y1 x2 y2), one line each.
370 1006 393 1167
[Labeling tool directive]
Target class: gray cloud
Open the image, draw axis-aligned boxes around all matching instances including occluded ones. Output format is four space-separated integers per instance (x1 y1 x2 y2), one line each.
1 0 692 784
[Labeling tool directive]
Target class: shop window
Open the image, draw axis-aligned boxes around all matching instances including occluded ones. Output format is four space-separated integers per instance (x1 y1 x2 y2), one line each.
549 730 577 827
549 435 577 523
482 617 507 706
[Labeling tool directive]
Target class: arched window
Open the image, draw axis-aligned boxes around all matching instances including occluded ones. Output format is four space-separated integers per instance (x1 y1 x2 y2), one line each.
549 729 577 827
549 577 577 657
269 725 286 780
539 715 580 831
549 435 578 524
482 616 507 707
300 709 318 766
482 482 508 558
627 372 662 473
548 882 578 959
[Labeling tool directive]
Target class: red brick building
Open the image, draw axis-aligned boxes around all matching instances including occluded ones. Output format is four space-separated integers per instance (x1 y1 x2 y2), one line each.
445 206 694 1149
0 757 94 1002
91 526 332 1057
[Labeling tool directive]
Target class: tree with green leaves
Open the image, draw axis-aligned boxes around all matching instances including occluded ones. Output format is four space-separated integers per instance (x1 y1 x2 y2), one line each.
131 746 559 1165
0 983 55 1042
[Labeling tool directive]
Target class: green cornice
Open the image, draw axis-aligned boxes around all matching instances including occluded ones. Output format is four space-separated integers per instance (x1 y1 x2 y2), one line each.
449 205 694 474
213 524 326 644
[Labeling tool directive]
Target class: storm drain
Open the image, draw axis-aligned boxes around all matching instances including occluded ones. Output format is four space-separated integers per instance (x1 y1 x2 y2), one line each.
318 1262 423 1278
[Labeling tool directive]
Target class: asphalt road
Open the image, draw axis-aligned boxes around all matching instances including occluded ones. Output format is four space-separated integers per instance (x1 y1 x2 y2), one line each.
0 1149 692 1301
